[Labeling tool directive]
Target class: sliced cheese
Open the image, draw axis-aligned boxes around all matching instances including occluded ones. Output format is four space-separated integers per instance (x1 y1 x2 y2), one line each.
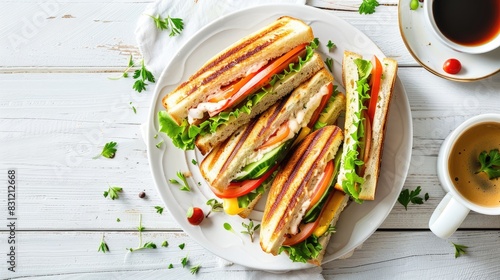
223 197 245 215
313 191 347 237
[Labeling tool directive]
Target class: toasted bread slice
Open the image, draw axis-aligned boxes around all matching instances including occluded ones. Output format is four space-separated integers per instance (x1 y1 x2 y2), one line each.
162 16 314 125
195 53 324 155
337 51 397 200
260 125 344 256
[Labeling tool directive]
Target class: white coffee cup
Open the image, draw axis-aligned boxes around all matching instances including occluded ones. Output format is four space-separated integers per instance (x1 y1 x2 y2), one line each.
424 0 500 54
429 114 500 239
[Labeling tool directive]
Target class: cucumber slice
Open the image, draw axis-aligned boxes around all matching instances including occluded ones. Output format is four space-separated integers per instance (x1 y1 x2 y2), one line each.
235 139 293 181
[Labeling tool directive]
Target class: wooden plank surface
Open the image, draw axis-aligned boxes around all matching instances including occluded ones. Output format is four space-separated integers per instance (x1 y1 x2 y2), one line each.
0 230 498 279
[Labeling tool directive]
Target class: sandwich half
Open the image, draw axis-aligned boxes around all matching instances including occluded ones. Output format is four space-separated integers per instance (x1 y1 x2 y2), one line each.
159 16 323 155
200 68 346 218
260 125 349 265
335 51 398 201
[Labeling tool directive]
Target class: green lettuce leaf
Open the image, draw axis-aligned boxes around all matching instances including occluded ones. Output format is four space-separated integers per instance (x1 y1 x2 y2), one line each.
279 234 322 263
341 59 372 203
158 40 319 150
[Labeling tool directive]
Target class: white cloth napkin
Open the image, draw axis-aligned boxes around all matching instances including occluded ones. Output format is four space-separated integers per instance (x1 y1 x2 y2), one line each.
135 0 325 278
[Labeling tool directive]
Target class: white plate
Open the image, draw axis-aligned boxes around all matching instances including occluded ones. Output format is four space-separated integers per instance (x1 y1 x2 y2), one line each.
398 0 500 82
147 4 413 271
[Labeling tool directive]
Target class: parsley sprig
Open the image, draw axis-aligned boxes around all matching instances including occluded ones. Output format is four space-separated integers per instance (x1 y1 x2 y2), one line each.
148 14 184 37
398 186 429 210
325 57 333 73
326 40 336 51
169 171 191 191
94 141 117 159
103 185 123 200
476 149 500 180
133 60 155 93
241 220 260 242
452 242 468 258
108 55 135 80
190 264 201 275
359 0 380 14
127 214 157 252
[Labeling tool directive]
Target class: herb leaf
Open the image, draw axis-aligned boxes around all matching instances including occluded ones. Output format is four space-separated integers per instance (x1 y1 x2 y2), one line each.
103 186 122 200
205 198 223 217
477 149 500 180
150 14 168 30
190 264 201 274
452 242 468 258
181 256 189 268
241 220 260 242
359 0 380 14
98 234 109 253
95 141 117 159
398 186 429 210
325 57 333 72
161 240 169 247
155 206 164 215
132 60 155 93
179 243 185 250
326 40 336 51
173 171 190 191
167 16 184 37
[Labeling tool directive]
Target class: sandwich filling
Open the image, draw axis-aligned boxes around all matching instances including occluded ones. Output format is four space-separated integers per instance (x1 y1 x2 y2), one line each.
340 56 382 203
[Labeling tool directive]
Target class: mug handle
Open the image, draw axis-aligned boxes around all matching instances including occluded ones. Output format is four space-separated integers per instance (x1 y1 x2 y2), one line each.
429 193 470 239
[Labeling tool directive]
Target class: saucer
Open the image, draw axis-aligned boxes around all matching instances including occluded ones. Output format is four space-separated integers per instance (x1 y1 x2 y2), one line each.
398 0 500 82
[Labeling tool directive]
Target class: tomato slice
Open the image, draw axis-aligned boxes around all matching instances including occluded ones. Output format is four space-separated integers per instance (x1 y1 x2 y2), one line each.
209 43 308 117
307 160 334 211
307 82 333 128
258 121 290 150
208 72 259 103
209 164 279 199
367 56 382 123
283 192 334 246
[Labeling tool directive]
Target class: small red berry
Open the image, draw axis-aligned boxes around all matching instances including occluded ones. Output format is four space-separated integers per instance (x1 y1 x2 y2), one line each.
443 58 461 74
186 207 204 225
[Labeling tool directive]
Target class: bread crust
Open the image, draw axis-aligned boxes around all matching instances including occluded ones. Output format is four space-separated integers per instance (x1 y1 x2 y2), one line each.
260 125 344 255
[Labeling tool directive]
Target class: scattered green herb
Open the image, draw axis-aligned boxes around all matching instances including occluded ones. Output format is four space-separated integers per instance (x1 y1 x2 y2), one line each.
103 185 122 200
94 141 117 159
205 198 224 217
155 141 163 149
170 171 191 191
359 0 380 14
116 218 120 222
476 149 500 180
98 234 109 253
155 206 164 215
190 264 201 275
325 57 333 72
241 220 260 242
191 159 198 165
148 15 184 37
168 263 173 269
127 214 157 252
161 240 169 247
181 255 189 268
326 40 336 51
179 243 185 250
452 242 468 258
153 134 158 139
223 222 233 231
398 186 429 210
132 60 155 93
129 102 137 114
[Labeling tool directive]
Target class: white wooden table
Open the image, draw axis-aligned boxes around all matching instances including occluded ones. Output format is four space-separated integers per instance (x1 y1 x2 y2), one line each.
1 0 500 279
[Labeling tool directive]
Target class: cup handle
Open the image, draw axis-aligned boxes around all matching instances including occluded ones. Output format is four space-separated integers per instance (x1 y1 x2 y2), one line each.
429 193 470 239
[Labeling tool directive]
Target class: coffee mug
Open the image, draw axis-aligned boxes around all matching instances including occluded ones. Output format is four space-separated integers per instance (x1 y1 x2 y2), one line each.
429 114 500 239
424 0 500 54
